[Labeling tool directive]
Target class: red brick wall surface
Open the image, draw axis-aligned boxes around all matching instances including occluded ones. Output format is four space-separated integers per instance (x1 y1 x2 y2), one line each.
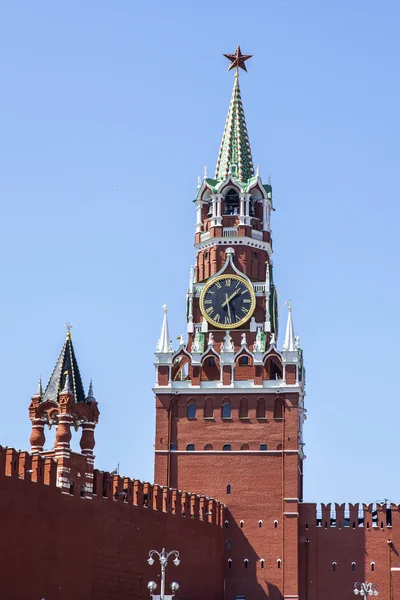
299 502 400 600
0 453 224 600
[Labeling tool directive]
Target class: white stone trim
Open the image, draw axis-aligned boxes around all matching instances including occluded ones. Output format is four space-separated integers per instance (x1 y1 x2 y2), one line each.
195 236 272 256
153 382 301 394
155 449 300 455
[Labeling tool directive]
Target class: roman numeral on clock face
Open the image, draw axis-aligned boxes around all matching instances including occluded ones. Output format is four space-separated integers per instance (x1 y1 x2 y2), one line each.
214 313 221 323
206 307 214 315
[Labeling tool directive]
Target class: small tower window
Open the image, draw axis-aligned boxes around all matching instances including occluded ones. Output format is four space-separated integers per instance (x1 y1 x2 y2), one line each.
240 520 244 528
274 520 278 528
260 444 267 451
228 559 232 569
204 443 213 451
226 540 232 550
240 356 249 365
209 356 216 367
222 402 231 419
277 559 281 569
259 520 263 528
227 484 231 495
332 562 337 572
224 189 240 215
225 520 229 528
187 402 196 419
186 444 195 451
371 562 375 572
352 562 356 572
241 444 249 450
244 559 249 569
223 444 232 451
260 559 265 569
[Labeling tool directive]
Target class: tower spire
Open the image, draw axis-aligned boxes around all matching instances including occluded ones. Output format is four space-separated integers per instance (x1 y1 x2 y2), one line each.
282 302 296 351
215 47 254 182
156 305 172 353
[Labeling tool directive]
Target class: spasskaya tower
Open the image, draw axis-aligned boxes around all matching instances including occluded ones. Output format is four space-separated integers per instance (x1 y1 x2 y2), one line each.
153 47 306 600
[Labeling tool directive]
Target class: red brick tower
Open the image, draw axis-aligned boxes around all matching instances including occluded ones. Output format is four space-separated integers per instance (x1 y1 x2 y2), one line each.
29 328 100 496
154 48 306 600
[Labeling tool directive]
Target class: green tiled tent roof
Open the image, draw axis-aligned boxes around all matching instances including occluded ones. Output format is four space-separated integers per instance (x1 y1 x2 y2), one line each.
215 72 255 183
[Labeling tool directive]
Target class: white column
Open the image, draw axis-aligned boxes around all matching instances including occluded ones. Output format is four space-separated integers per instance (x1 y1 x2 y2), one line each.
216 193 222 225
239 194 245 225
196 202 202 233
245 194 251 225
262 199 268 231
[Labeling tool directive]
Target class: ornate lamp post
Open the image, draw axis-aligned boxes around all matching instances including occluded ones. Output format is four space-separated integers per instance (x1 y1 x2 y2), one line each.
353 582 379 597
147 548 180 600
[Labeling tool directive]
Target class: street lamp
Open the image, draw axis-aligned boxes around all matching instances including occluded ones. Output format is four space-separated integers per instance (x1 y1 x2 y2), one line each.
147 548 180 600
353 582 379 597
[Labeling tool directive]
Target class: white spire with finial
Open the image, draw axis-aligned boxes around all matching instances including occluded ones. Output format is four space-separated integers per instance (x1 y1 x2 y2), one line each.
34 378 43 397
197 175 201 189
204 165 208 179
282 302 295 351
156 305 172 353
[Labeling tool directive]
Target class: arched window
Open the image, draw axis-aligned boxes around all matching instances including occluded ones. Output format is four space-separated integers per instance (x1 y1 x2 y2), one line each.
239 398 248 419
332 562 337 572
226 540 232 550
227 484 231 495
187 402 196 419
371 562 375 572
228 559 232 569
244 559 249 569
223 444 232 451
209 356 216 367
277 443 283 451
169 442 177 451
241 444 249 450
240 520 244 528
277 559 281 569
274 398 283 419
69 481 74 495
222 402 231 419
249 198 255 217
260 443 267 451
256 397 266 419
204 398 214 419
224 189 240 215
259 520 263 528
352 562 356 572
274 520 278 528
186 444 195 451
204 443 213 451
240 356 249 365
225 520 229 528
260 559 265 569
265 356 283 380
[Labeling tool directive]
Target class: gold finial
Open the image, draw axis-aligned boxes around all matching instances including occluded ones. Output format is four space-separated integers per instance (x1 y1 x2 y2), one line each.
162 304 167 314
284 301 292 312
64 322 73 338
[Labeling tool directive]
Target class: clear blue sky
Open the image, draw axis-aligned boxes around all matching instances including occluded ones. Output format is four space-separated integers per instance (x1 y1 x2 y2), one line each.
1 0 399 504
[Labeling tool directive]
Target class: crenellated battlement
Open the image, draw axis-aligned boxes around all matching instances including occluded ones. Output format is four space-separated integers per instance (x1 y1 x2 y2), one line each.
301 501 398 531
0 446 225 527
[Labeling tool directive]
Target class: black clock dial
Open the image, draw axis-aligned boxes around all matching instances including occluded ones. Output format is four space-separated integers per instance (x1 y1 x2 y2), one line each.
200 275 255 329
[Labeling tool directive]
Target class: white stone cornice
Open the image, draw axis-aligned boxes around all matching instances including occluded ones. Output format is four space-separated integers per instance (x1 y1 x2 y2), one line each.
195 236 272 256
153 381 302 394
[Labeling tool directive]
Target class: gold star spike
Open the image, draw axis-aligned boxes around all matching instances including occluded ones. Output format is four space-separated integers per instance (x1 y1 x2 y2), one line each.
223 45 252 72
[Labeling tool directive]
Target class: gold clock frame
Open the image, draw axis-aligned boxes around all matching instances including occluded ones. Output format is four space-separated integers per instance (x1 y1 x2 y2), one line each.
199 274 256 330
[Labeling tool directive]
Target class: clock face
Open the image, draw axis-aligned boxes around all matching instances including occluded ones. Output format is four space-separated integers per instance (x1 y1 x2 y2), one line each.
200 274 256 329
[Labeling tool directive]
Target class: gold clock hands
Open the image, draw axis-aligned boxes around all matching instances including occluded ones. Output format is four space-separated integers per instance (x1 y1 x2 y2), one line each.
221 288 240 307
225 293 232 321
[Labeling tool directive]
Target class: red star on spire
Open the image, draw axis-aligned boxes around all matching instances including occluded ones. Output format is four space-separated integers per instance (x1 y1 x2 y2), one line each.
223 45 252 72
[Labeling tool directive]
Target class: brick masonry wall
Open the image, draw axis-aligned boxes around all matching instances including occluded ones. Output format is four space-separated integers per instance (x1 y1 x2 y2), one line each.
299 502 400 600
0 447 224 600
155 392 301 600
